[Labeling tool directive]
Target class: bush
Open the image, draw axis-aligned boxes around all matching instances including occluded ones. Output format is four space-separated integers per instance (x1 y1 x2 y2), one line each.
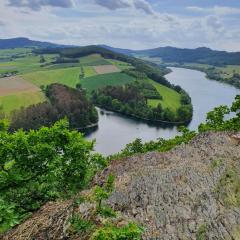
90 223 143 240
0 119 104 232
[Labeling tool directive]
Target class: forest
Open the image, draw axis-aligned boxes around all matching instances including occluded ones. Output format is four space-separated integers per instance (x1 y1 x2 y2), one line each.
92 81 193 123
10 83 98 131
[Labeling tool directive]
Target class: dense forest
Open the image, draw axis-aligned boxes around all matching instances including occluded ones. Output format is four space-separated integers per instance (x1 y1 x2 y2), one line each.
10 84 98 131
92 81 193 123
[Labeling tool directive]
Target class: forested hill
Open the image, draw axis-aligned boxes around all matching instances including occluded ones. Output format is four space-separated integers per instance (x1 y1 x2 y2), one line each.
0 37 67 49
102 45 240 66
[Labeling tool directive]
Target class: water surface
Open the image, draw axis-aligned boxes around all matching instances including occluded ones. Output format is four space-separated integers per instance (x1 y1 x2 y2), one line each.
86 67 239 155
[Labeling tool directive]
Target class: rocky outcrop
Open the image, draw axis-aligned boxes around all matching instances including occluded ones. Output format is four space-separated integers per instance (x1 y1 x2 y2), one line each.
94 131 240 239
2 131 240 240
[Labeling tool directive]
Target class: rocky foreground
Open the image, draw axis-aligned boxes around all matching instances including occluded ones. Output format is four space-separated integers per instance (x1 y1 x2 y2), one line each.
2 131 240 240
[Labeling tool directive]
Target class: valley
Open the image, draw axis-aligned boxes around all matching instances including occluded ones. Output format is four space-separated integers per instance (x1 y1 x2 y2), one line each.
0 46 191 125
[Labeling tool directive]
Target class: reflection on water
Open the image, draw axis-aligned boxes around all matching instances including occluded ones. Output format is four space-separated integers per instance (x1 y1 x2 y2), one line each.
85 67 239 156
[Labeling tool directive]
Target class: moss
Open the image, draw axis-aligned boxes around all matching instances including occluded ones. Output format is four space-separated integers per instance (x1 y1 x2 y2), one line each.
196 224 207 240
216 168 240 207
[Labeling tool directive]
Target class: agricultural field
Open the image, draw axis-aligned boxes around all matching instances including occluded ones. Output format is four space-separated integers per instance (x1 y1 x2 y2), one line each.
0 47 183 117
0 91 45 115
0 54 58 74
107 59 133 70
0 76 39 96
22 67 81 88
147 79 181 112
79 54 110 66
81 72 135 92
93 65 120 74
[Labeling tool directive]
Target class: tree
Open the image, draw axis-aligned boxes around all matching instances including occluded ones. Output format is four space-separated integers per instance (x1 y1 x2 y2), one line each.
39 55 46 63
0 119 104 233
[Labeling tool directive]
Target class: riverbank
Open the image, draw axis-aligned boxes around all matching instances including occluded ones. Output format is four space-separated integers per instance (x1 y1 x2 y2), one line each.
165 63 240 89
94 104 191 125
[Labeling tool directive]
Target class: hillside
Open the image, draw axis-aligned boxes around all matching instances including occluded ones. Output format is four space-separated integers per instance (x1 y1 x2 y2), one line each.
3 131 240 239
0 45 192 124
0 37 67 49
102 45 240 66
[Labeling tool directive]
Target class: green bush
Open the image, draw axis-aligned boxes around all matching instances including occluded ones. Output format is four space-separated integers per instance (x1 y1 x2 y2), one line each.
70 214 94 234
0 119 104 233
90 223 143 240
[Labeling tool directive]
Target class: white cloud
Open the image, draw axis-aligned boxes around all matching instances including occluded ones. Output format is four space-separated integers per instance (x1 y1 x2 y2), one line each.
94 0 155 15
7 0 73 11
186 6 240 16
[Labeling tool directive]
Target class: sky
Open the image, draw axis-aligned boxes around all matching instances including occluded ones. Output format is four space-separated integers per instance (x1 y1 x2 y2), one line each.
0 0 240 51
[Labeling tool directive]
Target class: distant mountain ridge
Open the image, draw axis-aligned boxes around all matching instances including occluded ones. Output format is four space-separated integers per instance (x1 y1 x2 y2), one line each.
101 45 240 66
0 37 67 49
1 37 240 65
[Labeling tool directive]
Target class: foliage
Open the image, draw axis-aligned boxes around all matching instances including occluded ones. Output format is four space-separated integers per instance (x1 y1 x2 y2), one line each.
117 126 196 158
199 95 240 132
90 222 144 240
94 174 115 209
196 224 207 240
10 83 98 130
92 83 192 123
0 119 105 232
70 214 95 234
0 199 21 233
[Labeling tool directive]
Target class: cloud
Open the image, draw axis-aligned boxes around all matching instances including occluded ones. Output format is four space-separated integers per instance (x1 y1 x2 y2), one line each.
186 6 240 16
0 21 5 26
94 0 131 10
7 0 73 11
133 0 154 15
94 0 155 15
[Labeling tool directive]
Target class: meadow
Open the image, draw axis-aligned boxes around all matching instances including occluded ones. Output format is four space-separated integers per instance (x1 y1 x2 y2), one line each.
81 72 135 92
147 79 181 112
0 91 45 115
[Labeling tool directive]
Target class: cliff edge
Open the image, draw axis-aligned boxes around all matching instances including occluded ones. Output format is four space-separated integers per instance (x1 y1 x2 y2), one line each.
2 131 240 240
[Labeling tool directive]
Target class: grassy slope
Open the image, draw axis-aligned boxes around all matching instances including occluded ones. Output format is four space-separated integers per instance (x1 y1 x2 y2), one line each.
81 72 135 92
0 91 45 115
0 54 58 74
147 79 181 112
22 67 81 88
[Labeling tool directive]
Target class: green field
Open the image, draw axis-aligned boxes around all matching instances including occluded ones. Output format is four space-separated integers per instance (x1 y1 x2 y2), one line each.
81 72 135 92
0 54 58 74
147 79 181 111
0 91 45 115
107 59 133 70
22 67 81 88
79 54 110 66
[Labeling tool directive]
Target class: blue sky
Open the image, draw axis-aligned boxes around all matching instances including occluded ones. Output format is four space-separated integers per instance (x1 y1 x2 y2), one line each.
0 0 240 51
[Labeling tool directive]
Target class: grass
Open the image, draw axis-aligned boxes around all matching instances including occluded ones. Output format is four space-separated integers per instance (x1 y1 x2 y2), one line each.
0 91 45 115
22 67 81 88
79 54 110 66
107 59 133 70
0 54 58 74
81 72 135 92
83 66 97 77
147 79 181 111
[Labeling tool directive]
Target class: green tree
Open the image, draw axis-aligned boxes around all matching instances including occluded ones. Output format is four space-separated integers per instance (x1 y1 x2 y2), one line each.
0 119 104 233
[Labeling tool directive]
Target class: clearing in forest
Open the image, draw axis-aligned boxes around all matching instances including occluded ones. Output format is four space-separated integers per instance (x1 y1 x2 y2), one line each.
93 65 120 74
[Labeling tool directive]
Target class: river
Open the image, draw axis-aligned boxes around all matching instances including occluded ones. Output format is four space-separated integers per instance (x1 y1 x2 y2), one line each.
86 67 239 155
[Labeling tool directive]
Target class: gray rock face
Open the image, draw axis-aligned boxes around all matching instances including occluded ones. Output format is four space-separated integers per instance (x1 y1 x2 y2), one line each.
94 132 240 239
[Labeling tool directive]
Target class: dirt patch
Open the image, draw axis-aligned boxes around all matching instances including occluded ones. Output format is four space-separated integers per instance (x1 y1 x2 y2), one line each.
0 76 39 96
93 65 120 74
